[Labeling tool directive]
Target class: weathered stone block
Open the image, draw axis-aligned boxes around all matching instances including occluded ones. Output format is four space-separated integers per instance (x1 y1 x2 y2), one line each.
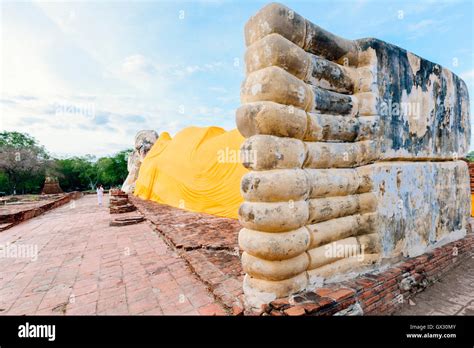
367 161 470 258
242 3 470 159
238 2 471 308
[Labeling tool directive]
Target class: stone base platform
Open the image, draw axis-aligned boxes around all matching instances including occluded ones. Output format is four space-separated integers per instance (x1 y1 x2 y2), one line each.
258 232 474 316
129 195 474 316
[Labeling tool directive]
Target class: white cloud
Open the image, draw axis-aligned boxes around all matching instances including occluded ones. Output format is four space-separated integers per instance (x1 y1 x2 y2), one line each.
460 70 474 101
122 54 156 75
460 69 474 81
405 18 450 39
209 87 228 93
173 61 224 77
408 19 436 32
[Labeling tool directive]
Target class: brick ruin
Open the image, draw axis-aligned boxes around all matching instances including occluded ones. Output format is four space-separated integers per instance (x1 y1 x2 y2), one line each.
0 192 83 232
237 3 471 308
41 176 63 195
469 162 474 196
109 189 136 214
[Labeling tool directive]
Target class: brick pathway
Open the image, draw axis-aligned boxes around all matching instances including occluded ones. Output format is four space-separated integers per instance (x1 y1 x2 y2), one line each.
395 255 474 315
0 195 227 315
0 198 58 216
130 196 245 311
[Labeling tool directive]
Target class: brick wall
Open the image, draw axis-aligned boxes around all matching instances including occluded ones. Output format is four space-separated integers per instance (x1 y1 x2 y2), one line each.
0 192 83 231
469 162 474 193
258 233 474 316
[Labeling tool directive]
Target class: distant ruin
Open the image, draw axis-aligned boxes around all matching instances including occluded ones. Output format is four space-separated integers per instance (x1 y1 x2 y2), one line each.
237 3 471 308
41 176 63 195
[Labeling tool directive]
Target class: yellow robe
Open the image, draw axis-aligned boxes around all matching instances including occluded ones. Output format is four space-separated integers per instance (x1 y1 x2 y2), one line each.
134 126 247 219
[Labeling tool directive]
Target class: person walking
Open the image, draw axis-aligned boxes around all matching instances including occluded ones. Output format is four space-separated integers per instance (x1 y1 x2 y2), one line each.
97 184 104 206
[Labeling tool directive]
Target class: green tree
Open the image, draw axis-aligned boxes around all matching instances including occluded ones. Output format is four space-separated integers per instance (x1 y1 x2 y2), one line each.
56 156 97 191
0 131 54 194
0 131 38 148
0 131 132 194
95 149 132 188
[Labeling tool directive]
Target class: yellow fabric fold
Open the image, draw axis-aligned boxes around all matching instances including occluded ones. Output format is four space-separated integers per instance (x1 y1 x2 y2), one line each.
134 127 247 219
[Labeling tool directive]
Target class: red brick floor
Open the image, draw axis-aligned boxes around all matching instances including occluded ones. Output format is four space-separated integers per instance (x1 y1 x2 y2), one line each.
129 196 240 250
0 195 227 315
130 196 245 310
0 195 66 215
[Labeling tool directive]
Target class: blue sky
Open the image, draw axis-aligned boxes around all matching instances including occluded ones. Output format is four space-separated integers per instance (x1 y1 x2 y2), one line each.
1 0 473 157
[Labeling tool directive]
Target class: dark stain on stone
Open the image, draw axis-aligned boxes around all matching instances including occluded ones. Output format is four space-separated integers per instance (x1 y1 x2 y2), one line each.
241 178 250 193
248 211 255 221
356 38 469 157
379 181 385 196
253 178 260 191
313 86 353 115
